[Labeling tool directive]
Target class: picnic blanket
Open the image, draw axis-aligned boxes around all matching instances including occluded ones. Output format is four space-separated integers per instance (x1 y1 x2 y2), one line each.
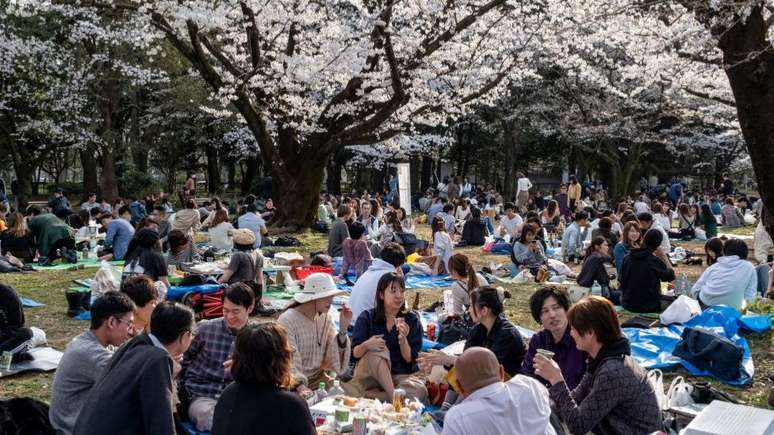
336 273 454 291
624 305 770 386
21 297 44 307
0 347 62 378
32 259 124 271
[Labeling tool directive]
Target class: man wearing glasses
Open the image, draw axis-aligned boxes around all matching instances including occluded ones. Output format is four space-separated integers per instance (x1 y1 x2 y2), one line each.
50 291 137 435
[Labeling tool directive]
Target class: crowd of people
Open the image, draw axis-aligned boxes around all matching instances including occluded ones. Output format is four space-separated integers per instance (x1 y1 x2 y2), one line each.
1 170 773 435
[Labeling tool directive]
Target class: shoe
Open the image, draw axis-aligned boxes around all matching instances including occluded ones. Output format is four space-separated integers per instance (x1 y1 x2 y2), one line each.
38 257 53 267
254 303 278 317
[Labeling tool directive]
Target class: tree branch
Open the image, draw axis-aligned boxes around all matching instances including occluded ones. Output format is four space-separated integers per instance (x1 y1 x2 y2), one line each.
683 88 737 107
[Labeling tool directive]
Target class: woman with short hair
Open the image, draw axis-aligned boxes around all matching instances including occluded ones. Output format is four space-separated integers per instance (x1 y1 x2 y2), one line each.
534 296 662 435
211 322 316 435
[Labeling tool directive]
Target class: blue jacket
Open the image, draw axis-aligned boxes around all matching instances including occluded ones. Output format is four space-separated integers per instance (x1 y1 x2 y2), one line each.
106 219 135 260
129 201 146 225
613 241 630 278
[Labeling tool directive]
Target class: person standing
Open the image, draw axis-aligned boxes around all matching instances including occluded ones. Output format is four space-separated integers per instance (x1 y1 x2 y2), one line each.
567 176 582 213
516 172 532 210
721 173 734 196
327 205 351 257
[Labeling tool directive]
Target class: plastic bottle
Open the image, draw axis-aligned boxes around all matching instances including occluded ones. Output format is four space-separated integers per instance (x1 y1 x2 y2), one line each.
315 382 329 402
328 380 345 396
591 280 602 296
676 273 688 296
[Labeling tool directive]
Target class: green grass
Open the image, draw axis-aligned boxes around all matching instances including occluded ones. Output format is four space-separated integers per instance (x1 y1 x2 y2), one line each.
2 226 771 409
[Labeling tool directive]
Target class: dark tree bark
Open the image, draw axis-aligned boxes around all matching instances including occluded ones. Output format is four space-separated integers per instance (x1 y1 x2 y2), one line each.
226 160 236 190
204 143 222 193
501 119 515 201
420 155 433 192
240 156 259 195
326 154 342 195
81 145 99 200
100 146 119 202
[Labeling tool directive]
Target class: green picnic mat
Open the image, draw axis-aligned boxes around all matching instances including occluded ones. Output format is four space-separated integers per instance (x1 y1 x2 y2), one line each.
264 284 296 300
32 259 124 271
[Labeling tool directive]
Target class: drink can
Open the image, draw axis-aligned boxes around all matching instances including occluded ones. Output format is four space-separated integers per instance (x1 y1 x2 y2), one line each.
0 351 12 371
352 416 367 435
427 323 436 341
313 415 327 427
335 407 349 423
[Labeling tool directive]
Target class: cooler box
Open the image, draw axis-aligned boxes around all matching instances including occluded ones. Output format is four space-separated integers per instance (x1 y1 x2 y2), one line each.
682 400 774 435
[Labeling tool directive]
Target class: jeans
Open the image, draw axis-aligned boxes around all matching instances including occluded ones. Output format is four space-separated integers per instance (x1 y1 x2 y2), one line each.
756 264 770 296
484 217 495 236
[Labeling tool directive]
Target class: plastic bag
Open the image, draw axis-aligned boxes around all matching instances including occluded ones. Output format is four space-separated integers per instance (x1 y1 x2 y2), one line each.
567 285 590 304
90 261 121 302
547 258 571 276
694 228 707 241
647 369 666 410
666 376 694 407
660 295 701 325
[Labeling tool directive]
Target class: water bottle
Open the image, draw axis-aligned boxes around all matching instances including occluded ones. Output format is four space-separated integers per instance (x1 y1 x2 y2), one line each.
676 273 688 296
591 280 602 297
328 380 345 396
315 382 329 402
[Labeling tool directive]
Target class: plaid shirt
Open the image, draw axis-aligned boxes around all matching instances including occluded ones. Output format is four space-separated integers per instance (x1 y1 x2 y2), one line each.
182 318 235 399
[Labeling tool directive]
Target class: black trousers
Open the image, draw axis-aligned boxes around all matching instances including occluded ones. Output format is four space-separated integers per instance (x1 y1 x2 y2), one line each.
47 237 75 260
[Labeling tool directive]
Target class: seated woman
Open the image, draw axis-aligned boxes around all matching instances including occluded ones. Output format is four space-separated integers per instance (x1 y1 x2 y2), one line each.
373 210 402 251
121 228 170 289
691 238 757 310
416 216 453 276
540 200 563 235
521 287 586 390
612 222 640 279
619 229 675 313
0 283 34 361
119 275 159 336
397 207 415 234
211 322 316 435
697 204 718 239
217 229 274 316
460 207 487 246
447 253 488 316
534 296 662 435
512 223 548 275
166 229 198 267
207 208 234 252
345 273 427 402
576 237 618 303
669 204 696 240
705 237 724 266
277 273 351 397
1 212 36 263
339 221 373 281
591 217 618 248
172 198 201 237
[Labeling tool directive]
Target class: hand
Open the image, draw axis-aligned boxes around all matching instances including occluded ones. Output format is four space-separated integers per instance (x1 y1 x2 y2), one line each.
533 354 563 386
395 318 410 341
339 305 353 331
365 335 386 352
172 356 184 379
297 385 314 399
417 349 454 371
223 359 233 370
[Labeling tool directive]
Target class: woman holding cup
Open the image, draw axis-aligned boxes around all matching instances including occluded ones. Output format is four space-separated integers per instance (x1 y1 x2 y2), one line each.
344 273 427 403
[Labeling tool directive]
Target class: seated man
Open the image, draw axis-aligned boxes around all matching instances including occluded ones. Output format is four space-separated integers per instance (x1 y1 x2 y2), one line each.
278 273 352 398
0 283 34 359
181 284 255 432
349 242 406 321
327 205 351 257
27 206 76 263
619 229 675 313
120 275 159 335
521 287 586 390
50 292 136 435
691 238 757 310
442 347 555 435
73 302 195 435
497 203 523 240
637 212 670 253
561 211 589 262
48 187 72 216
100 206 135 261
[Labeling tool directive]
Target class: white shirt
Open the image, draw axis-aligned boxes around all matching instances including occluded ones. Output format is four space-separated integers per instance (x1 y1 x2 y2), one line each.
209 221 234 251
650 221 671 253
517 177 533 194
499 214 523 238
654 213 672 231
633 200 650 215
691 255 758 310
443 375 556 435
754 221 774 264
433 231 454 272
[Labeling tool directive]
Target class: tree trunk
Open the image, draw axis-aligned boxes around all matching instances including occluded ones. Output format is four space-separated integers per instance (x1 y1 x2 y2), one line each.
502 120 515 201
420 155 433 192
240 157 259 195
226 160 236 190
100 146 119 202
271 154 327 231
81 145 99 200
326 154 342 195
13 162 35 211
716 5 774 238
204 143 222 193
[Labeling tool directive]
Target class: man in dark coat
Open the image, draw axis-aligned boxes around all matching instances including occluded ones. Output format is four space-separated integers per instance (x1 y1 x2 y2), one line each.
73 302 195 435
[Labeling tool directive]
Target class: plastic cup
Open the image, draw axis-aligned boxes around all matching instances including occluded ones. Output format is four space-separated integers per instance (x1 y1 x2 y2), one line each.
536 349 555 360
0 351 12 371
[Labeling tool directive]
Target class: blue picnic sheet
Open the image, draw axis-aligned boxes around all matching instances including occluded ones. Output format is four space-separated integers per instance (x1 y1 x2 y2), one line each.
625 305 770 386
21 297 44 307
167 284 224 301
336 273 454 291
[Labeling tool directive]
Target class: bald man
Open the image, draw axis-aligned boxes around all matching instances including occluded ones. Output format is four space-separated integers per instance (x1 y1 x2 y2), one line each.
442 347 556 435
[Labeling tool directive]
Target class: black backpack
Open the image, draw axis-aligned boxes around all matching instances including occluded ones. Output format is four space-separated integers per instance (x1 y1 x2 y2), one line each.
673 327 744 382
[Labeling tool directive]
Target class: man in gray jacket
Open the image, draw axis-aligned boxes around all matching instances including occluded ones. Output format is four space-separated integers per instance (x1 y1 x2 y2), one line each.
50 292 136 435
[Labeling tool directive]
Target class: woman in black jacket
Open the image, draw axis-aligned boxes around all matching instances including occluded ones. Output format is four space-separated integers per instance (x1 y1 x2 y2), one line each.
619 229 675 313
211 323 315 435
460 207 487 246
577 237 618 304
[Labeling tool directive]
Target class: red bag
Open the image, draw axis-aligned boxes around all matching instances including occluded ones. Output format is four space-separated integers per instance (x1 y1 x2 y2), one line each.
181 289 225 320
293 265 334 280
427 382 449 406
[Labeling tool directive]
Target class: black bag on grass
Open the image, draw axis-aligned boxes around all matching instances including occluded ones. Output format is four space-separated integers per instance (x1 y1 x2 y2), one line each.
673 327 743 382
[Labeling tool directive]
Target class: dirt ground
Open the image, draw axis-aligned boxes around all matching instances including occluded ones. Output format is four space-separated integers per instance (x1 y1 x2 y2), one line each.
1 226 771 409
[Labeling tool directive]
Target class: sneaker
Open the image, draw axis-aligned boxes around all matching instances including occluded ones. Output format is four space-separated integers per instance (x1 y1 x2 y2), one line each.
254 303 278 317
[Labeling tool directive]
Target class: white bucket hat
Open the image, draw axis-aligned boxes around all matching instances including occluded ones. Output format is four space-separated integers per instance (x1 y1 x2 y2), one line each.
292 273 346 305
232 229 256 246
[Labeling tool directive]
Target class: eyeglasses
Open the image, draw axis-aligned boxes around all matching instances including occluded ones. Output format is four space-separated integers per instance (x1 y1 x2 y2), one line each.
114 317 134 328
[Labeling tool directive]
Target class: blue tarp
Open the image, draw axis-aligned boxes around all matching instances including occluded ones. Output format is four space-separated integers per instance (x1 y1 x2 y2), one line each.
625 305 770 386
336 273 454 291
21 297 44 307
166 284 224 301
